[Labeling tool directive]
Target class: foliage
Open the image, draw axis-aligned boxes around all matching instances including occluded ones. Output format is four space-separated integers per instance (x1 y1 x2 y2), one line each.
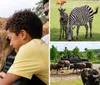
84 48 88 52
59 51 64 56
96 53 100 60
66 50 72 58
92 49 100 54
56 52 61 62
35 0 46 24
86 50 94 59
50 45 57 60
72 46 80 56
79 52 86 58
50 45 60 62
64 47 68 56
91 60 100 64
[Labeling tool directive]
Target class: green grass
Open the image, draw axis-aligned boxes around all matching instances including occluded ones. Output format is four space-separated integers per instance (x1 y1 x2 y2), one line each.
51 78 82 85
50 0 100 41
91 59 100 64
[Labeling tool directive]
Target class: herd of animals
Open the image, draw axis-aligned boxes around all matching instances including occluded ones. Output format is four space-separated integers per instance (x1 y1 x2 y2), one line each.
50 58 100 85
50 59 92 74
58 5 99 41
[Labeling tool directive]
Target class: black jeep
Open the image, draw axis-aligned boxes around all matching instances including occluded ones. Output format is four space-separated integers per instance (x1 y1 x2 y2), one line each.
61 55 89 63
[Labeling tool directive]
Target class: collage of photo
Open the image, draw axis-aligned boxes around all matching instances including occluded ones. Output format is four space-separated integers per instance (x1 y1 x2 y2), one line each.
0 0 100 85
50 0 100 85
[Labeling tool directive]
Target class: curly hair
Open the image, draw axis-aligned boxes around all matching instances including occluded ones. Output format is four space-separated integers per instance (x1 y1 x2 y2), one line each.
5 9 43 39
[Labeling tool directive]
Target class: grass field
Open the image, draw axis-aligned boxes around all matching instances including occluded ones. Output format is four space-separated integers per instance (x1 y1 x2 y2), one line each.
50 0 100 41
51 78 82 85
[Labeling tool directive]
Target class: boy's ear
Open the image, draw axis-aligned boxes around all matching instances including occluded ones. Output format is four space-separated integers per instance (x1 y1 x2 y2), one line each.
20 29 27 40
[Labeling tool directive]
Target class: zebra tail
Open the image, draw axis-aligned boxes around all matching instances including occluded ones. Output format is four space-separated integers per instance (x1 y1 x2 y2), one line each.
93 6 99 15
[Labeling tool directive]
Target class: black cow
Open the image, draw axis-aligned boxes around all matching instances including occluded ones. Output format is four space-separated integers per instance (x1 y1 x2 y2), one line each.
70 63 86 72
81 68 100 85
50 63 62 74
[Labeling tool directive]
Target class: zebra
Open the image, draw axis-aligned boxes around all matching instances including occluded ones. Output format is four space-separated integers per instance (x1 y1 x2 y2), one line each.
58 8 68 39
67 5 99 41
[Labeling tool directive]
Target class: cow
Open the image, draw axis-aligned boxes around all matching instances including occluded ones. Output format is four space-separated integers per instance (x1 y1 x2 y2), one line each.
70 63 86 72
81 69 89 85
50 63 62 74
81 68 100 85
85 62 93 69
58 60 70 69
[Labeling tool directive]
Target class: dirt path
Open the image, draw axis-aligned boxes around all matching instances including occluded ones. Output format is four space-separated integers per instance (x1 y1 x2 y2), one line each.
50 64 100 82
50 73 81 82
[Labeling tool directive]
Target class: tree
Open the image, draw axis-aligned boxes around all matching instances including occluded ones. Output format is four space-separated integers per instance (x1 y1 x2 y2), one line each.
72 46 80 56
84 48 88 52
50 45 57 60
34 0 46 24
86 50 94 59
67 50 72 58
59 51 64 56
97 53 100 60
64 47 68 56
50 45 59 62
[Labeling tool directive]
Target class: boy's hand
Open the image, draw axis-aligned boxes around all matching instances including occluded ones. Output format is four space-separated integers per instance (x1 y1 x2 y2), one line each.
0 72 6 78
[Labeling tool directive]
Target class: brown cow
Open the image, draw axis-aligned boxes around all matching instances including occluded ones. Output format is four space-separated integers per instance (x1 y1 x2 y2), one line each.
58 60 70 69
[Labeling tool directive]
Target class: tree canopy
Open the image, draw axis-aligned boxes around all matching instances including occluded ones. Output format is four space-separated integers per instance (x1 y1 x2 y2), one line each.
34 0 46 24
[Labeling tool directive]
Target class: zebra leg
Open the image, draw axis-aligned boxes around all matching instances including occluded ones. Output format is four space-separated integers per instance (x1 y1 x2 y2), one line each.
62 26 64 38
89 21 92 38
76 26 80 41
64 25 67 39
59 24 62 39
84 24 88 39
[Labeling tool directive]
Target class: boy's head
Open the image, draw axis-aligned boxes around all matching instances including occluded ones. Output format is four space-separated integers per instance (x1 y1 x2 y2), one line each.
5 9 42 52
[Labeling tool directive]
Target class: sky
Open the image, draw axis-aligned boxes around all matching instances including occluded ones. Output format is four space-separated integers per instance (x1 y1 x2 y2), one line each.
50 42 100 51
0 0 41 18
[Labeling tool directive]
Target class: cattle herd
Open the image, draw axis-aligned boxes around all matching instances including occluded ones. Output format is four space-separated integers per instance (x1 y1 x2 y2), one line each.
50 59 100 85
50 60 92 74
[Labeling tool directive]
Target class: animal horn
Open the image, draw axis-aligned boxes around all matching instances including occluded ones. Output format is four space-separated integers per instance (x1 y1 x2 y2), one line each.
92 74 100 78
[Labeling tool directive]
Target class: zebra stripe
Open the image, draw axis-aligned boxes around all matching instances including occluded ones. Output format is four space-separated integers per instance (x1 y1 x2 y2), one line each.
58 8 68 39
67 5 99 41
70 5 94 25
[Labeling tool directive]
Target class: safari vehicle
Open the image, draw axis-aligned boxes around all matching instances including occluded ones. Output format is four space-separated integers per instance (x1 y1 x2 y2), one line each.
61 55 89 63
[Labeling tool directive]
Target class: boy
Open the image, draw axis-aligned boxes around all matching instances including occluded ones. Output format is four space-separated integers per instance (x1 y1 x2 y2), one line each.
0 9 49 85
